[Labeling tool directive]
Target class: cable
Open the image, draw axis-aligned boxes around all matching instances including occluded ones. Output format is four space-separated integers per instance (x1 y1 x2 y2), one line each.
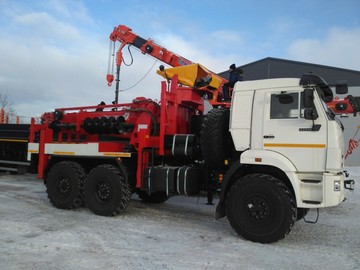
120 58 159 92
122 45 134 66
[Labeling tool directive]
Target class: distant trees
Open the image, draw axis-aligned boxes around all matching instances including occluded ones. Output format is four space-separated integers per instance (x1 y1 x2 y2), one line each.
0 91 16 123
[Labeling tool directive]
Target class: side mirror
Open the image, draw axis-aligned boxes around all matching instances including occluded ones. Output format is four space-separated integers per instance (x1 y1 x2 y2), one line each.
303 88 314 108
304 108 319 120
335 80 348 95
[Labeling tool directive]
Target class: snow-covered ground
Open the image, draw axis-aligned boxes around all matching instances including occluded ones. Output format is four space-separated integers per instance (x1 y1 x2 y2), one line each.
0 168 359 270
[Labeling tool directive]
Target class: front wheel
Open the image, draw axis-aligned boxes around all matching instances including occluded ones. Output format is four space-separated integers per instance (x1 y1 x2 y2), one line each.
226 174 296 243
84 164 131 216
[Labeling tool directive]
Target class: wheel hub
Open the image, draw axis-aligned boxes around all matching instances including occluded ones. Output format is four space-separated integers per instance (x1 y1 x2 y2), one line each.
58 177 70 194
97 182 111 201
247 198 270 220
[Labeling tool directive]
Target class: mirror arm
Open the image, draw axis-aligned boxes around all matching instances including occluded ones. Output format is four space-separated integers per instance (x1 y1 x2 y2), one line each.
312 122 321 131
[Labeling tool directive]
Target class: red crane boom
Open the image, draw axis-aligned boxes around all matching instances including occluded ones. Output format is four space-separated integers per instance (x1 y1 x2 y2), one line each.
106 25 193 87
106 25 228 105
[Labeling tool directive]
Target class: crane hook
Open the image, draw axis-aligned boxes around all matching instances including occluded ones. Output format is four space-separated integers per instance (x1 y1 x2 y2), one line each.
106 74 114 86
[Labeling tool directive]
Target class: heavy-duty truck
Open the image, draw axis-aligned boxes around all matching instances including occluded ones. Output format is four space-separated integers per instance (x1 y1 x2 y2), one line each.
1 25 356 243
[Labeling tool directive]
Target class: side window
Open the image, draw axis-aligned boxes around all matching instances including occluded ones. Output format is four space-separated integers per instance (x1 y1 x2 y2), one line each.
270 92 302 119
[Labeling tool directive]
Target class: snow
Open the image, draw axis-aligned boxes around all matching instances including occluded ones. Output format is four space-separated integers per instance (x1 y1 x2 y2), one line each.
0 168 359 270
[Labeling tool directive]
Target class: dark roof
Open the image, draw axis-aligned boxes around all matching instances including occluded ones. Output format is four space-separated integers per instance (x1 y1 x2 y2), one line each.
218 57 360 87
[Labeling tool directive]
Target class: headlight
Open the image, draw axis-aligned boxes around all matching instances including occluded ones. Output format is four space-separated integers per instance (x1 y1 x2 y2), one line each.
334 181 341 191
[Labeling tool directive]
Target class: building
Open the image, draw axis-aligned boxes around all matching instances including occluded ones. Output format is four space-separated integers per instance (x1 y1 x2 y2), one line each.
219 57 360 166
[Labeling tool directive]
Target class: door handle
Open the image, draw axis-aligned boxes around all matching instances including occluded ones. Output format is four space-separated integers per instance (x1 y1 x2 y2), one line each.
263 135 275 139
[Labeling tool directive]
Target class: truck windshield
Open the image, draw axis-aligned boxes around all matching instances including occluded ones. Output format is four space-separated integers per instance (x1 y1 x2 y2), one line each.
318 93 344 130
316 86 336 121
320 98 335 120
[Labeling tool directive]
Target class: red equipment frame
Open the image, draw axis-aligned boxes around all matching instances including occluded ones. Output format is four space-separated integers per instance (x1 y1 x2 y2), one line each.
29 75 205 188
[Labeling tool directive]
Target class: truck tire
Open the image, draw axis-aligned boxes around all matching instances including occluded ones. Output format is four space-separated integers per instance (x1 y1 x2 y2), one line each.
138 191 168 203
226 173 296 243
200 108 233 169
45 161 86 209
84 164 131 216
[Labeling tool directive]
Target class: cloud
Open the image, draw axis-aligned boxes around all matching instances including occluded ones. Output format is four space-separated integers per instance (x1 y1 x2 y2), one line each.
12 11 82 44
0 37 107 114
45 0 93 24
153 30 249 73
287 27 360 70
0 32 164 122
0 1 109 122
0 2 223 122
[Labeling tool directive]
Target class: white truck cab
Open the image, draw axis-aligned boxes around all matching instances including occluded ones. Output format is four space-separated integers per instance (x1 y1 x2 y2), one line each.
216 74 354 243
230 76 347 208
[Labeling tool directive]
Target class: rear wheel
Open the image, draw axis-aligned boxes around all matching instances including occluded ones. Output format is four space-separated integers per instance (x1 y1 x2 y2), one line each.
45 161 86 209
84 164 131 216
226 173 296 243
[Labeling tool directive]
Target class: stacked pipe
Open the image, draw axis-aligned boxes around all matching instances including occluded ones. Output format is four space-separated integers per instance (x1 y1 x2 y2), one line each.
0 108 20 124
83 116 134 134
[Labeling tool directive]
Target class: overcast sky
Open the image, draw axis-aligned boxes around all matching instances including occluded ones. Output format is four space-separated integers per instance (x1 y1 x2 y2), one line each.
0 0 359 122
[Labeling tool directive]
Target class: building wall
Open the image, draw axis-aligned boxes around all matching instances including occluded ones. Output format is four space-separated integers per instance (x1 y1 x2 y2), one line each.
219 58 360 87
338 86 360 166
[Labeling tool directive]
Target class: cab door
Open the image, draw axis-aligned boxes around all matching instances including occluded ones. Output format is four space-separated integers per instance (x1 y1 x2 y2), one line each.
262 89 327 172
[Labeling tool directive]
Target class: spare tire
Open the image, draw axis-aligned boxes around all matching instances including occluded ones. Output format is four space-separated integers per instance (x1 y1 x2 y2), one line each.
200 108 234 169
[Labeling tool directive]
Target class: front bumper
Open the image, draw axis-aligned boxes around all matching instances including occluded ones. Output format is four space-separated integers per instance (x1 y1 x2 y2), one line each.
298 172 352 208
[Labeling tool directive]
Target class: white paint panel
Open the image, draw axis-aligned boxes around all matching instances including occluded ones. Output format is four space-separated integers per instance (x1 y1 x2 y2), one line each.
230 91 254 151
45 143 99 156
